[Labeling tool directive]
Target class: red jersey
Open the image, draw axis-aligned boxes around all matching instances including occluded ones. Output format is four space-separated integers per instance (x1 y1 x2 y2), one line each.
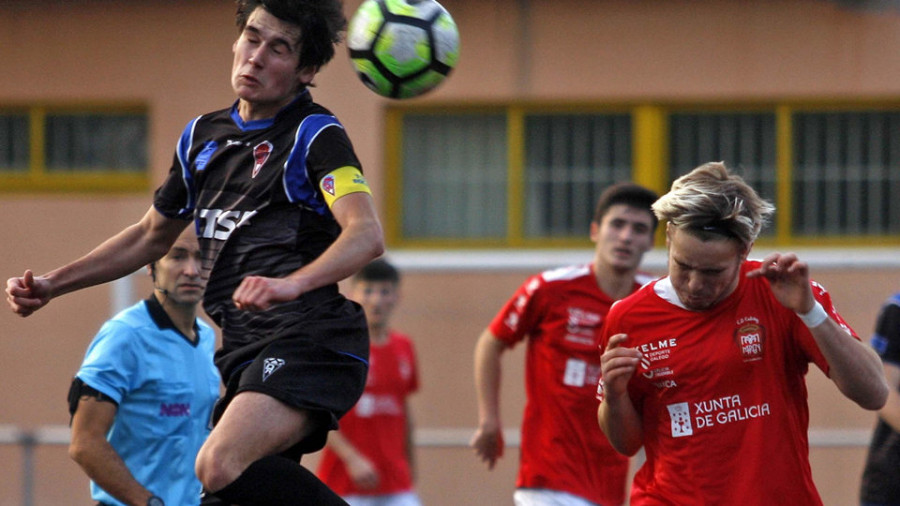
598 260 856 506
490 264 649 506
317 331 419 496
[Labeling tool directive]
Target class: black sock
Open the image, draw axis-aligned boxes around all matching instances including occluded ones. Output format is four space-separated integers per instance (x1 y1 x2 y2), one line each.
210 455 348 506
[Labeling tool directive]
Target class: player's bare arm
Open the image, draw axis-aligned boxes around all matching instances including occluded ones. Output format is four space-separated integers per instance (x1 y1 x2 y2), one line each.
70 397 157 506
471 329 506 469
405 401 418 482
233 191 384 311
748 252 888 410
7 207 187 318
325 431 379 490
598 333 644 456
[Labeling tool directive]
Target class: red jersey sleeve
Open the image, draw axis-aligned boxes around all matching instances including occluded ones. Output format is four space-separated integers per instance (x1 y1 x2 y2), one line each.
487 274 547 347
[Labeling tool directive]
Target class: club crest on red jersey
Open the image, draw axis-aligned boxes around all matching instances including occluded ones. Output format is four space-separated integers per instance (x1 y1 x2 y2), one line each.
252 141 273 178
734 320 766 361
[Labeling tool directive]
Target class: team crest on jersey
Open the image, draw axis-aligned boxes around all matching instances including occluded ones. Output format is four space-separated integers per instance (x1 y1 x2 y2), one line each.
734 317 766 361
262 357 285 382
252 141 273 178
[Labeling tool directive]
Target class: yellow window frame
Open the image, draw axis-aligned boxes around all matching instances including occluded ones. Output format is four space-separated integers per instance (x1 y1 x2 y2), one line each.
0 103 150 193
383 99 900 248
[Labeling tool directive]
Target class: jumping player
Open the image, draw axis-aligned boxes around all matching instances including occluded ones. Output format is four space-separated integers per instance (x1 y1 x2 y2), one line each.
597 162 888 505
7 1 383 504
471 182 659 506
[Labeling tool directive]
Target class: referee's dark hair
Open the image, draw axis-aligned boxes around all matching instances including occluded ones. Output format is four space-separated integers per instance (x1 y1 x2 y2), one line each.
353 258 400 284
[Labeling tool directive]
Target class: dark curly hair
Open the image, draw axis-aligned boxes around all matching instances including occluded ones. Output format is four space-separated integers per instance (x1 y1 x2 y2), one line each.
235 0 347 70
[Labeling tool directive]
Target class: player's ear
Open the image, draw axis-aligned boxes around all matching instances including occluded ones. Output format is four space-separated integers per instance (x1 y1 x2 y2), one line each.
297 65 317 86
589 221 600 243
740 241 753 261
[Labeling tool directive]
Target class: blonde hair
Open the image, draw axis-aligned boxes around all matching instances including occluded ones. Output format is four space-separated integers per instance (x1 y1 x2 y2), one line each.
652 162 775 247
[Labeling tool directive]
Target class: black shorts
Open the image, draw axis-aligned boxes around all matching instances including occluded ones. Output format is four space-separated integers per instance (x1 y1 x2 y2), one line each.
213 337 368 460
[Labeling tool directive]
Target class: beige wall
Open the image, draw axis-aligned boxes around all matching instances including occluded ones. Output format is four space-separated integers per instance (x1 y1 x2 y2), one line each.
2 0 900 504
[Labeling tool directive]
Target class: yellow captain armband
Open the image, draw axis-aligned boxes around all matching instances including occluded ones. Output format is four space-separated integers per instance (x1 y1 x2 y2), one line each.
319 166 372 208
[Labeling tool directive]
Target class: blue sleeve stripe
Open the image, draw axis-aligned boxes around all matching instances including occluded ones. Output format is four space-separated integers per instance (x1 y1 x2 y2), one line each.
282 114 343 214
283 114 343 202
174 116 202 215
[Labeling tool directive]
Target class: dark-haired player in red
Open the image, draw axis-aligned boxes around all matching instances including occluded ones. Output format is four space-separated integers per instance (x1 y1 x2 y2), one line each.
471 182 659 506
597 162 888 505
317 258 422 506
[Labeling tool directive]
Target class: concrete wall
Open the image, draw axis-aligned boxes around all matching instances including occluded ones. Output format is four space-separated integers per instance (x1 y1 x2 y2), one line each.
1 0 899 504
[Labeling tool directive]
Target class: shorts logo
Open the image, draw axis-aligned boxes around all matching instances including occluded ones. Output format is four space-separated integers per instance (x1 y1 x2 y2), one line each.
252 141 273 179
262 357 285 382
667 402 693 437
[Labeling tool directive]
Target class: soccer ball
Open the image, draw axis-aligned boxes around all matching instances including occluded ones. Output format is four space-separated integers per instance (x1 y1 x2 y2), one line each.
347 0 460 99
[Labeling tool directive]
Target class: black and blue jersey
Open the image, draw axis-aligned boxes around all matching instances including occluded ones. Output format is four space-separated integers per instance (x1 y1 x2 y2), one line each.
153 90 368 381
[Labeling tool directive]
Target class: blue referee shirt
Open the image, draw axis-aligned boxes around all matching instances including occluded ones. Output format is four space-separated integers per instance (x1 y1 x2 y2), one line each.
75 296 220 506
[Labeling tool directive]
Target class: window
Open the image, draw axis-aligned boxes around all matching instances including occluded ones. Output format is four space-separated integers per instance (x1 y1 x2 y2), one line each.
0 105 149 192
386 101 900 247
45 113 147 172
0 113 29 172
390 108 633 246
400 113 508 240
669 112 777 236
792 110 900 236
525 114 631 237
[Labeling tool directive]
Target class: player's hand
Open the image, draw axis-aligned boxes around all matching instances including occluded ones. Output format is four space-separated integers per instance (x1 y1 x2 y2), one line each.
470 422 504 470
347 454 380 490
232 276 302 311
600 333 641 401
6 270 52 317
745 252 815 313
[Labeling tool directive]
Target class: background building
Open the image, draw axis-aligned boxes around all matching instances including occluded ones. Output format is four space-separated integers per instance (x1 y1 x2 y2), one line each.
1 0 898 503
